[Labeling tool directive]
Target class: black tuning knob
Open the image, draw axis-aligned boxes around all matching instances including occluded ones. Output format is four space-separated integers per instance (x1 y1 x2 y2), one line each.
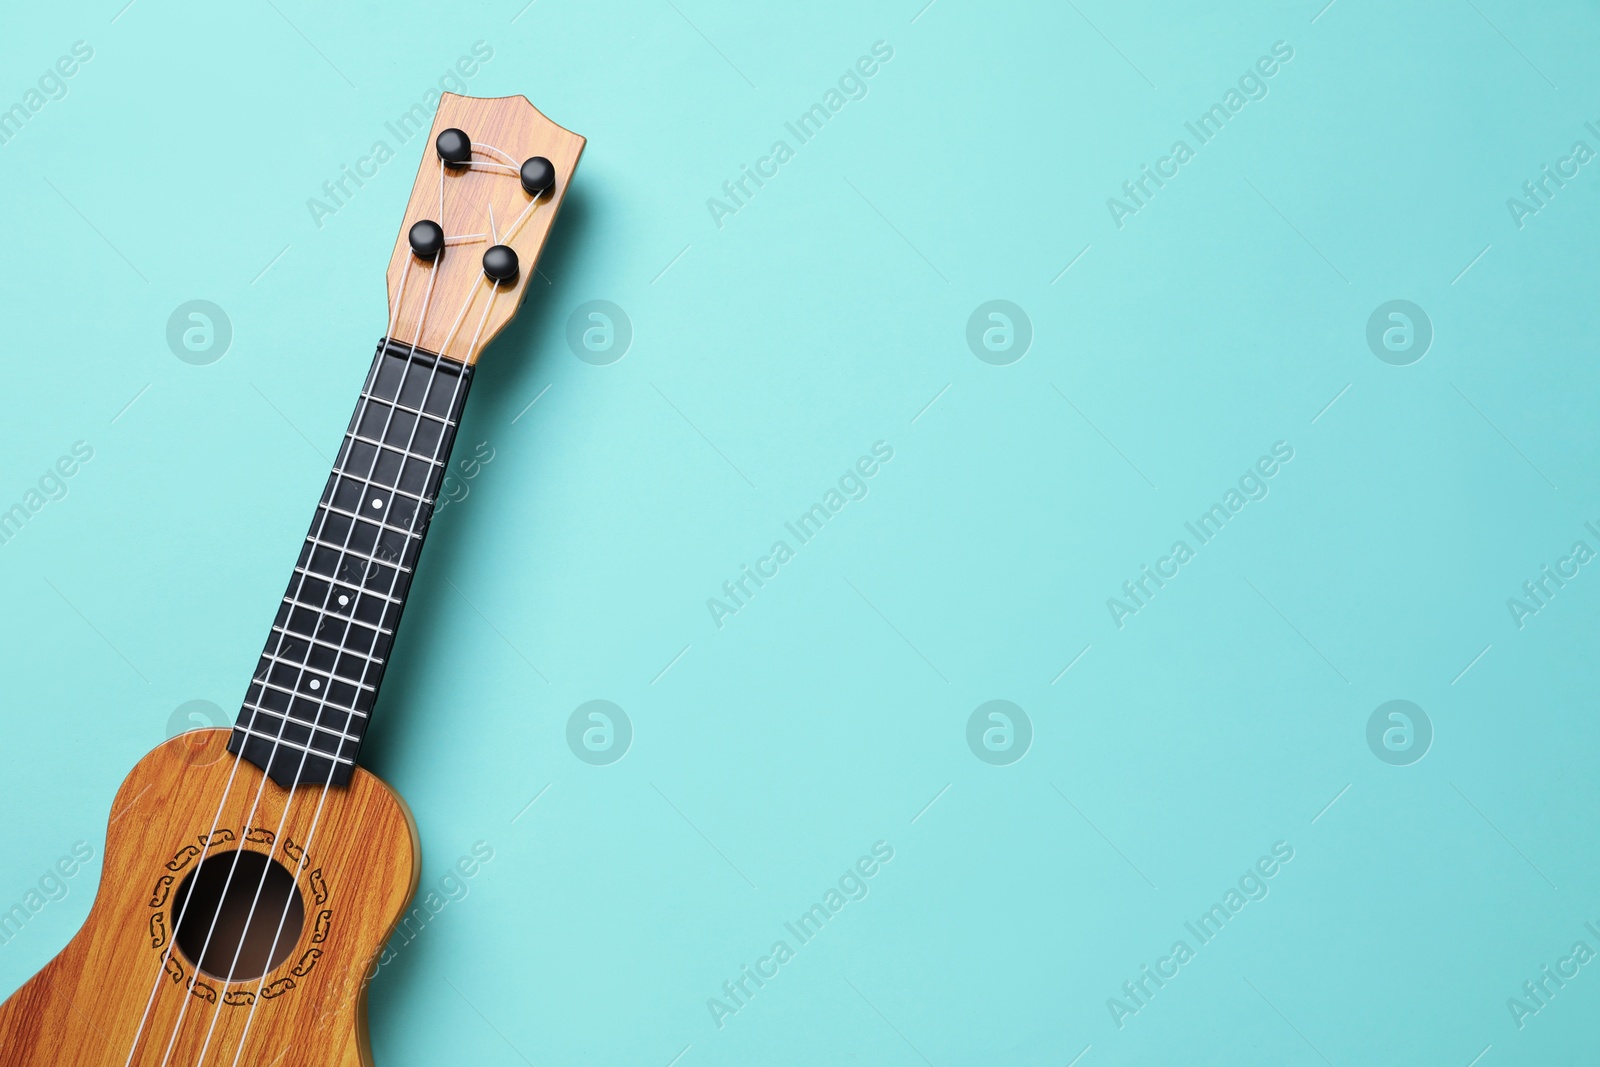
482 244 519 282
436 128 472 167
408 220 444 259
519 156 555 197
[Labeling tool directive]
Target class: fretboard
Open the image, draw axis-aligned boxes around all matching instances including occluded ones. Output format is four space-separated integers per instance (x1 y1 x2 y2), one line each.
228 338 474 787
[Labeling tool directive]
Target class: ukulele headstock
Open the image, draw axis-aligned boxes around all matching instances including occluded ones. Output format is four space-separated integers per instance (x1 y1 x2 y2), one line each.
383 92 585 364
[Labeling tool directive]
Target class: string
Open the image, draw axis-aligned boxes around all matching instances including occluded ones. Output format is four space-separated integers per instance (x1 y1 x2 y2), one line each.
132 277 424 1061
437 276 488 359
168 193 442 1067
465 281 500 363
114 135 499 1067
385 258 411 341
408 256 442 353
201 182 453 1067
222 168 539 1065
127 133 540 1067
120 732 253 1064
436 183 548 357
190 145 478 1066
471 141 516 165
501 194 543 245
204 320 439 1067
225 243 488 1067
208 362 423 1062
187 274 437 1067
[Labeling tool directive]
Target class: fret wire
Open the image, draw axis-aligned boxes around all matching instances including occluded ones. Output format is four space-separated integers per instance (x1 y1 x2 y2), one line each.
243 701 366 739
250 675 368 712
349 390 453 460
316 500 427 540
270 623 387 664
233 723 355 765
236 340 471 787
303 534 414 574
263 632 382 691
281 595 394 635
328 466 432 506
358 390 459 428
415 372 465 468
342 429 452 467
335 371 462 502
291 566 404 606
263 342 438 772
254 649 378 692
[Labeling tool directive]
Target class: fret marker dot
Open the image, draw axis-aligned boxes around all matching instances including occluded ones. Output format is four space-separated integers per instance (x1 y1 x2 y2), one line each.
371 498 384 509
309 679 322 691
337 595 349 606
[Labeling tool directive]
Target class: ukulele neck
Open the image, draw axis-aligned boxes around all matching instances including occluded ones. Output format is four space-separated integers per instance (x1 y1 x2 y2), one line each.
228 339 473 787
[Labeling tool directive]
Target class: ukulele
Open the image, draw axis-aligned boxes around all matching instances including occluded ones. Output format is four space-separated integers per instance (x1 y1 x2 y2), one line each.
0 93 583 1066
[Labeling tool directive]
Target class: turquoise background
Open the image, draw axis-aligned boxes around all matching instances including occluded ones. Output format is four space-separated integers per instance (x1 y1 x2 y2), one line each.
3 0 1600 1063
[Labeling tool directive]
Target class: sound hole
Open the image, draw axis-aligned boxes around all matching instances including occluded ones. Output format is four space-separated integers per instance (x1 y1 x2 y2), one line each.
171 849 305 981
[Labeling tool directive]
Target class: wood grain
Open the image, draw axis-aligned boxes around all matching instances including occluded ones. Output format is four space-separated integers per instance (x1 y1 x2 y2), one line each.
0 730 419 1066
383 92 585 365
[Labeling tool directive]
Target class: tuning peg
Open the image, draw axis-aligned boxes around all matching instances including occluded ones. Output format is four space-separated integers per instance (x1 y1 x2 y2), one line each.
519 156 555 197
408 220 445 259
436 128 472 167
482 244 519 282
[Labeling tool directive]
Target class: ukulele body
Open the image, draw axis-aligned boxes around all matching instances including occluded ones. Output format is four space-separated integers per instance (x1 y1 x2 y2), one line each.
0 729 418 1066
0 91 584 1066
